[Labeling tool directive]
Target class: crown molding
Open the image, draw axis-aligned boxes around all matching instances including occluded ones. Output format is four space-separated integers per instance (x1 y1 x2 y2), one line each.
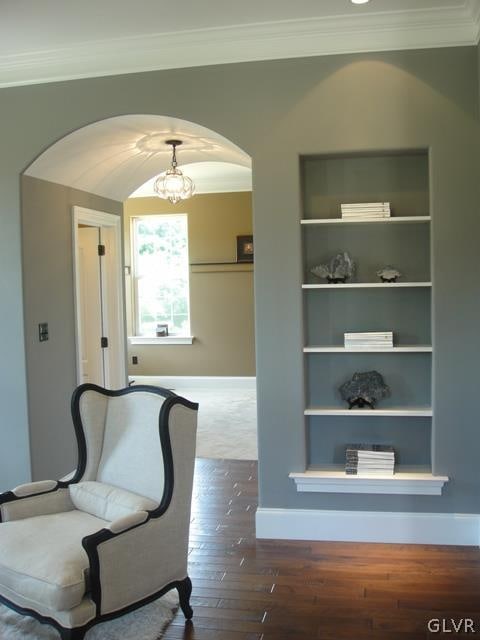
467 0 480 41
0 4 478 89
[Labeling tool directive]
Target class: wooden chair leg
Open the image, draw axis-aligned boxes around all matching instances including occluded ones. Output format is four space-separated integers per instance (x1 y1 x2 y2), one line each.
59 627 86 640
177 576 193 619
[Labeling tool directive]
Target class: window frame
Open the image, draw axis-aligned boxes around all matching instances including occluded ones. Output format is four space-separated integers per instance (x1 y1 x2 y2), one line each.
130 213 193 342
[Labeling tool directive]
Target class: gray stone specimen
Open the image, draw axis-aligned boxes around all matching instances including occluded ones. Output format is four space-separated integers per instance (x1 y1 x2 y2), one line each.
339 370 390 409
311 252 355 283
377 266 402 283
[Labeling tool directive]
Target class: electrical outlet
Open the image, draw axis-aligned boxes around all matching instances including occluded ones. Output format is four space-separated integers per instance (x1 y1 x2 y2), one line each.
132 356 138 365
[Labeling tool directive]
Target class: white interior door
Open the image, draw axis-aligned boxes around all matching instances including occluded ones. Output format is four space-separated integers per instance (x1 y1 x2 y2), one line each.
77 226 105 385
73 207 127 390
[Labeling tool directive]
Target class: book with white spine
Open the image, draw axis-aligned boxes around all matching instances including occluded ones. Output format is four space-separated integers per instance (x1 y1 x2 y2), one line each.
344 338 393 343
341 202 391 220
341 202 391 210
342 212 390 217
342 212 391 215
344 331 393 348
345 469 395 476
344 332 393 339
342 213 391 220
347 452 395 460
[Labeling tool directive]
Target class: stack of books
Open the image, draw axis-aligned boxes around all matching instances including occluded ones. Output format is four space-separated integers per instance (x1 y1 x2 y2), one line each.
344 331 393 349
345 444 395 475
341 202 391 219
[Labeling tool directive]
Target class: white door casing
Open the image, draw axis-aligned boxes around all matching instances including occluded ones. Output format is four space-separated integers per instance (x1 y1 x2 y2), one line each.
73 207 127 389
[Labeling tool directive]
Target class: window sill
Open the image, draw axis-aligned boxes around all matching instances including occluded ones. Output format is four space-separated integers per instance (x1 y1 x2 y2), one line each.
128 336 195 345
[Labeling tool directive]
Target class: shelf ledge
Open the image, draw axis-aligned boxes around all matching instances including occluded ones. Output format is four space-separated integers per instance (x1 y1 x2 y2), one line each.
305 407 432 417
301 216 431 225
304 345 432 353
302 282 432 289
289 469 449 495
129 335 194 345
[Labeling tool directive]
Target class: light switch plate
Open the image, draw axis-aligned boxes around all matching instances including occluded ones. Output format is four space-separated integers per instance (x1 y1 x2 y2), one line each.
39 322 49 342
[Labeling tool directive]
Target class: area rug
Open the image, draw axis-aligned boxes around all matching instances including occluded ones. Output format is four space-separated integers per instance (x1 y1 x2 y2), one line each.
0 591 178 639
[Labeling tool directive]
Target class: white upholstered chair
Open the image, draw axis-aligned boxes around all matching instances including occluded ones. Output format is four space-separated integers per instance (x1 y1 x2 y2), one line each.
0 384 198 639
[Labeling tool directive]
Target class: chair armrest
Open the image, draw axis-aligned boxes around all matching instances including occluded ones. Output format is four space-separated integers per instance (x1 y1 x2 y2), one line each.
0 483 74 522
12 480 58 497
107 510 149 534
83 508 189 615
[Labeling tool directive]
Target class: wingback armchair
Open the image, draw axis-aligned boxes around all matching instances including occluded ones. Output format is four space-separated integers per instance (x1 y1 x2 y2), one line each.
0 384 198 640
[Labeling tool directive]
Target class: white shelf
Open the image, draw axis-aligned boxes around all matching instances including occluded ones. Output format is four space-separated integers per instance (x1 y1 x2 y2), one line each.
303 282 432 289
305 407 432 417
289 467 448 495
304 345 432 353
301 216 431 225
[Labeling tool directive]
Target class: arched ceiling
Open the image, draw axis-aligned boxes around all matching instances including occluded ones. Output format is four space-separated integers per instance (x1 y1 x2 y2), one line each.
130 162 252 198
25 115 251 202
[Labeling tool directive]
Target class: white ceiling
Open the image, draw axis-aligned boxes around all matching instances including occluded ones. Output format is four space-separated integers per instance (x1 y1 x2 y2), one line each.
1 0 472 48
1 0 479 88
24 115 251 202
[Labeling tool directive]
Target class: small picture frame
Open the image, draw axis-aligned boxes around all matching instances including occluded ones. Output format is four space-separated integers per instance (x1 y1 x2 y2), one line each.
236 235 254 263
156 323 169 337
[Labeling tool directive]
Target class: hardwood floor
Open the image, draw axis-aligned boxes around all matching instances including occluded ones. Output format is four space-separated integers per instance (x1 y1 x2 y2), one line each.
163 458 480 640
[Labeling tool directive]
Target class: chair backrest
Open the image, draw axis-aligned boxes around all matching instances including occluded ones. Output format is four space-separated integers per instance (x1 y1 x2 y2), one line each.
71 385 190 504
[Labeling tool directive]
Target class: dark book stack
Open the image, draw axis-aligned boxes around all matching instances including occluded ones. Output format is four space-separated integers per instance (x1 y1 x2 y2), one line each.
345 444 395 475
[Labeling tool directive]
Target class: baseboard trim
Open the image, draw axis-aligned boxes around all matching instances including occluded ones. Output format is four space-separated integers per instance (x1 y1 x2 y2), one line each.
256 508 480 546
129 375 256 390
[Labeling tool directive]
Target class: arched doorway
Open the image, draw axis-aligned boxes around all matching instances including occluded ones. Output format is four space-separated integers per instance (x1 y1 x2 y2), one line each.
22 114 256 479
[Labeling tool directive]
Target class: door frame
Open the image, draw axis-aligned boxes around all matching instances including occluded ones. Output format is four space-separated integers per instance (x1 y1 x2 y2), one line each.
72 206 127 388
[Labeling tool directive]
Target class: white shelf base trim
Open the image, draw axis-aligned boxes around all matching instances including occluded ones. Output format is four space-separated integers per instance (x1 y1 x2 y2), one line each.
305 407 432 417
128 375 256 390
256 508 480 546
304 345 432 353
301 216 431 225
302 282 432 289
289 470 448 495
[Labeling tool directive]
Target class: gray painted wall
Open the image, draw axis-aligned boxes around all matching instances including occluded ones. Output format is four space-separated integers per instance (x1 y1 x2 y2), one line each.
478 41 480 114
0 154 31 490
0 48 478 515
21 176 123 481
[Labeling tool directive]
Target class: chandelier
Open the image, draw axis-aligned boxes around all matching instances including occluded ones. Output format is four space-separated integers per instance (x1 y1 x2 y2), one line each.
153 139 195 204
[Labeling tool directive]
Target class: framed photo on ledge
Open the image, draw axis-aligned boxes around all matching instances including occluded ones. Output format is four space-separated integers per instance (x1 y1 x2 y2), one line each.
236 235 254 263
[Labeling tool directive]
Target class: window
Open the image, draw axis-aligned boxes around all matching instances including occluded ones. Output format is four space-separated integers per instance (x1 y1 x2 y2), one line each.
132 214 191 338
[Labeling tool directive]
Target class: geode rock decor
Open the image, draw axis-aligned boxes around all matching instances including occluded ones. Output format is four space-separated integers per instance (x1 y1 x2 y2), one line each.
377 266 402 283
311 252 355 284
339 370 390 409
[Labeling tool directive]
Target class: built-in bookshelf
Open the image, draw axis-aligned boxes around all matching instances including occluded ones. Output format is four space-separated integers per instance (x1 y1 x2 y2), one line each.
295 150 448 495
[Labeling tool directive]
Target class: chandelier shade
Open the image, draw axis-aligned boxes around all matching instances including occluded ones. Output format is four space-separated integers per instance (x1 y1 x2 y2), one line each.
153 139 195 204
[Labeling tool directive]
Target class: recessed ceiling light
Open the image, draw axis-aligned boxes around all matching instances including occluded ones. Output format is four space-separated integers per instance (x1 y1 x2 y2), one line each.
351 0 370 4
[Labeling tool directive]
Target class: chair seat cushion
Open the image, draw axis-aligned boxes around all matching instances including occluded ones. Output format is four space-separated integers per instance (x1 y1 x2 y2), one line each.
0 510 108 611
69 481 158 521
